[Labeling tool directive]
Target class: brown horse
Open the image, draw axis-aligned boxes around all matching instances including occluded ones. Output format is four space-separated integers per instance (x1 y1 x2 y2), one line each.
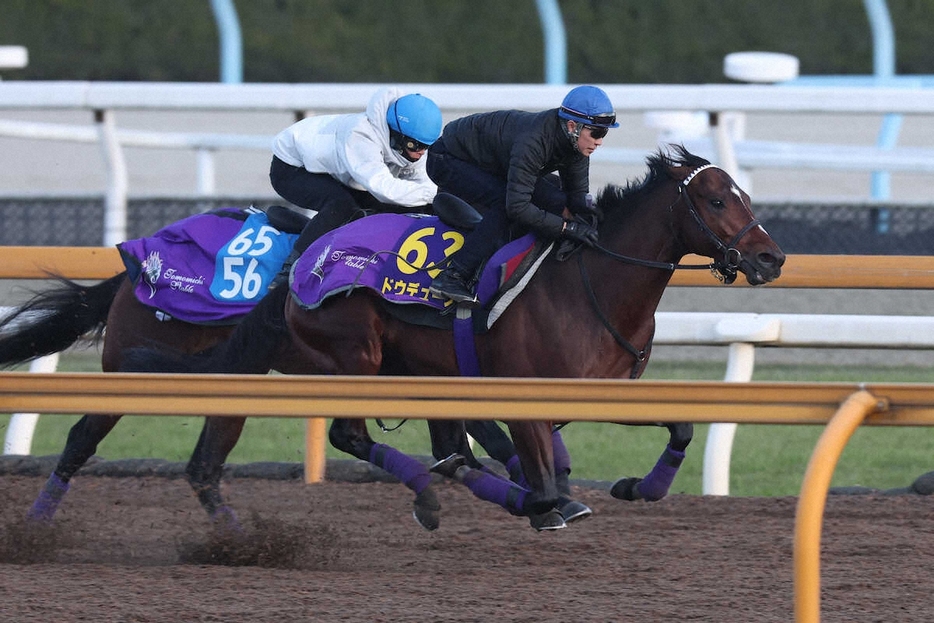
124 146 785 522
0 206 546 531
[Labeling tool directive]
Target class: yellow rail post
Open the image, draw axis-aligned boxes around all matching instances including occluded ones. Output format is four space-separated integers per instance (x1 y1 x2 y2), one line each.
304 417 327 483
793 390 885 623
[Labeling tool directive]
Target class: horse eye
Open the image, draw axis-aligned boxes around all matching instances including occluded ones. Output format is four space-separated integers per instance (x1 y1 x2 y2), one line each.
709 199 724 209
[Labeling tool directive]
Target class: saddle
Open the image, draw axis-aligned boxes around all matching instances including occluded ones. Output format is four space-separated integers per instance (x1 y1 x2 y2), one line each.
289 204 553 333
118 206 301 324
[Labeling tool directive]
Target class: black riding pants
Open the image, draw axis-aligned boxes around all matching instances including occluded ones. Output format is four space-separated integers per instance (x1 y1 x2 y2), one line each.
426 141 566 275
269 155 425 256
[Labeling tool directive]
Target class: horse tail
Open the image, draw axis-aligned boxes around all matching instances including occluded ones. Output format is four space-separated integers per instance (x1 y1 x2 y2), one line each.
0 272 126 369
123 284 291 375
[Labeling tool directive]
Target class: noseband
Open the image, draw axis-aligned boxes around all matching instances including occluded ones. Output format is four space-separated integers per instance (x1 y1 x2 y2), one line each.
677 164 761 284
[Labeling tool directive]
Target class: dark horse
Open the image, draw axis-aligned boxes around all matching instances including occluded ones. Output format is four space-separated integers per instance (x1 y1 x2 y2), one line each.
0 207 575 531
124 146 785 520
0 273 255 528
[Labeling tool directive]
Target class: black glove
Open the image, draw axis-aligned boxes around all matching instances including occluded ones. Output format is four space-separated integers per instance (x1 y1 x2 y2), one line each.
562 220 599 247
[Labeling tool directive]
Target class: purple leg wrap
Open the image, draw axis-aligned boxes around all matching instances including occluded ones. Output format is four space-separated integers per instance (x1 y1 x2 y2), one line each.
504 454 528 487
552 430 571 474
637 445 686 501
461 469 528 515
210 505 243 532
27 473 70 522
369 443 431 494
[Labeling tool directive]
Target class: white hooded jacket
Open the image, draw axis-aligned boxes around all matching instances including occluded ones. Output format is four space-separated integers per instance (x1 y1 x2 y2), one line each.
271 87 437 207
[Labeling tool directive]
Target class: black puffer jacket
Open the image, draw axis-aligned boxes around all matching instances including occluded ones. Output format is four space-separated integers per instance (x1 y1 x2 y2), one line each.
439 109 589 237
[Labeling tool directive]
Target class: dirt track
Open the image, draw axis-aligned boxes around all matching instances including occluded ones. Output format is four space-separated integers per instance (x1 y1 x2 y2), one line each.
2 474 934 622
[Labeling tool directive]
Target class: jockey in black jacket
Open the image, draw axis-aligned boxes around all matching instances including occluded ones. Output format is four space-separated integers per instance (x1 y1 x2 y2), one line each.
427 85 618 307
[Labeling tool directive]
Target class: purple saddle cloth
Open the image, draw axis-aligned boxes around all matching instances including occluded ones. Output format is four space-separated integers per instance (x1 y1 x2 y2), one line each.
118 207 299 325
291 213 548 323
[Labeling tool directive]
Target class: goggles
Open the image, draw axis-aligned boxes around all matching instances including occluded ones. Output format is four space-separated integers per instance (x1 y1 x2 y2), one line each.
391 129 430 154
403 137 431 152
585 125 609 139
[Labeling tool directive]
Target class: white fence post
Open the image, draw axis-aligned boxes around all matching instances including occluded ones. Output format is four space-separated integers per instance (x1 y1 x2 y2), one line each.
702 342 756 496
95 108 128 247
3 353 59 455
196 148 217 195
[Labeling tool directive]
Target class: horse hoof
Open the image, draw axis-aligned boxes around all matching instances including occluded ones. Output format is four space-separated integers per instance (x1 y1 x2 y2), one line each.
413 487 441 531
558 498 592 523
210 505 244 534
529 509 566 532
429 453 468 481
610 477 644 501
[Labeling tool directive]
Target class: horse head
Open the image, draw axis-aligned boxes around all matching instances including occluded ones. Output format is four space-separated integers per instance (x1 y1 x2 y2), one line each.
665 146 785 285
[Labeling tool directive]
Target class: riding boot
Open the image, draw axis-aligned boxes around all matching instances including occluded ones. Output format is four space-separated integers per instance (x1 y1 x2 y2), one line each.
268 247 301 291
429 264 479 308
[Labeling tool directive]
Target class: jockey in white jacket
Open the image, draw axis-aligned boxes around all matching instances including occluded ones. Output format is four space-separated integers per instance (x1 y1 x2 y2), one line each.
269 86 443 283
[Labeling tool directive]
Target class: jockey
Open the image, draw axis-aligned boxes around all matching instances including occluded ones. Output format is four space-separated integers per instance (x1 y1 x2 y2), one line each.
428 85 617 307
269 87 443 284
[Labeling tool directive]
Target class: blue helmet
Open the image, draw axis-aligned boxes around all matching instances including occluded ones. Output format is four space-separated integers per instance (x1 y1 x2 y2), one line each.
386 94 443 147
558 85 619 128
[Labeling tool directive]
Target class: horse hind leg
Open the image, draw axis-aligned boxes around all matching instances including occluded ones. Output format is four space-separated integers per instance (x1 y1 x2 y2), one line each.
611 422 692 502
329 418 440 531
27 414 123 522
185 416 247 530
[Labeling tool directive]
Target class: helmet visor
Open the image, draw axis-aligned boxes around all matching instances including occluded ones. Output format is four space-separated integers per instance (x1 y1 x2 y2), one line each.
561 107 617 128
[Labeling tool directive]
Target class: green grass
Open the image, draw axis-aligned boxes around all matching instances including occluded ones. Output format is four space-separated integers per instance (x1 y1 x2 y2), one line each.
2 351 933 497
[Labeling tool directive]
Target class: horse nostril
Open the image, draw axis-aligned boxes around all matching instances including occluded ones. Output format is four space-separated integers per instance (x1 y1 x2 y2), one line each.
758 252 785 268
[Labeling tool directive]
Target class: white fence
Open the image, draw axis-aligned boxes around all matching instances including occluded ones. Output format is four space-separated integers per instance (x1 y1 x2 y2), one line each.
5 81 934 242
653 312 934 495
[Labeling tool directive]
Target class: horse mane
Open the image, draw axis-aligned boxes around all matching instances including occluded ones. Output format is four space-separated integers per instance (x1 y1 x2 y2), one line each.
596 144 710 217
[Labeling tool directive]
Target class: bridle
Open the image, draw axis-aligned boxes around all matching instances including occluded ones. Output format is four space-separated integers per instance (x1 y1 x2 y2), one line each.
677 164 762 285
591 163 760 284
578 163 761 377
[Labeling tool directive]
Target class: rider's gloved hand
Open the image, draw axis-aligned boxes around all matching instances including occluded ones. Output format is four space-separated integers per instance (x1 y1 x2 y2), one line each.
561 220 599 247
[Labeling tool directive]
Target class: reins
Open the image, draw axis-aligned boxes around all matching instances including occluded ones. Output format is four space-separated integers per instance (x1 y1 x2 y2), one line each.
577 253 648 379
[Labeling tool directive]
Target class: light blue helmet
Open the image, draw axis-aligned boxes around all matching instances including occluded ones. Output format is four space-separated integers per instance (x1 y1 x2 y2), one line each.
558 85 619 128
386 94 443 148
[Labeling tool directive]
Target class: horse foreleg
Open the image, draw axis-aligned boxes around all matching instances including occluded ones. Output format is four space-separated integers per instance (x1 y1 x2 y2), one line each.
463 422 591 524
506 421 558 514
611 422 693 502
329 418 440 531
27 414 123 522
186 416 246 528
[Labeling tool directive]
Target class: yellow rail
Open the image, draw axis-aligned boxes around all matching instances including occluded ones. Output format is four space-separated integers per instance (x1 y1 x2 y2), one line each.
794 390 884 623
4 246 934 289
0 246 122 279
1 373 932 423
